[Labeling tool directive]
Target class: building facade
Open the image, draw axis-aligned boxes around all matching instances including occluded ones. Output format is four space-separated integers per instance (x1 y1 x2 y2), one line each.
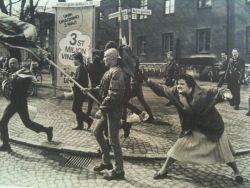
96 0 250 63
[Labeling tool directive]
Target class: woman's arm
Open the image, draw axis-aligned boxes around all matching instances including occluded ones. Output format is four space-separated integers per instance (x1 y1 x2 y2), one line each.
141 72 172 99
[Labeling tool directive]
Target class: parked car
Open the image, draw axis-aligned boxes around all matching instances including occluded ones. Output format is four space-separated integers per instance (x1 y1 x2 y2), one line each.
178 54 222 81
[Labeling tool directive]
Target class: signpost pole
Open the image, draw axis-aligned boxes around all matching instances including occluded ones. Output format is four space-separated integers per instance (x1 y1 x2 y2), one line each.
108 3 152 49
118 0 122 46
128 0 132 49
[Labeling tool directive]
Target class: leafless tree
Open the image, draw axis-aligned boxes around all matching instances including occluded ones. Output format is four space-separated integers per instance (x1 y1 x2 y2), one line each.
0 1 8 14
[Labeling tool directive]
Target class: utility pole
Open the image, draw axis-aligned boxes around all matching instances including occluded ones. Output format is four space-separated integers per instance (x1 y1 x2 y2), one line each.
108 1 152 50
118 0 122 46
128 0 132 49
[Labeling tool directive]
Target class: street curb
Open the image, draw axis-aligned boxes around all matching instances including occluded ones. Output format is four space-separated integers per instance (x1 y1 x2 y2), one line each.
235 149 250 156
10 136 250 160
10 137 167 160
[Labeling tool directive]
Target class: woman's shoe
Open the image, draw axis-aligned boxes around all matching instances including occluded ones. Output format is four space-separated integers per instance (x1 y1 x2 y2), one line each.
234 173 243 184
153 171 168 180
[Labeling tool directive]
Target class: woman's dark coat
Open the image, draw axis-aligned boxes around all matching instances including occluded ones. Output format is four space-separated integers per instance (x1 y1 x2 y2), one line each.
148 80 227 142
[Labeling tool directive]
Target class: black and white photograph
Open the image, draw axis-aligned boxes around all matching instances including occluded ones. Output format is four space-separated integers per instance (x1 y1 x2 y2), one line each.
0 0 250 187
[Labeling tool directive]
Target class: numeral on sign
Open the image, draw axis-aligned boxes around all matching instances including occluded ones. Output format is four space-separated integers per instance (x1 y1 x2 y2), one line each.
70 33 77 45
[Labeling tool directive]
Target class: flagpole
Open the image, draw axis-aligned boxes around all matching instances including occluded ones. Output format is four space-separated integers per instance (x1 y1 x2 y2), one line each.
0 41 101 105
45 57 101 105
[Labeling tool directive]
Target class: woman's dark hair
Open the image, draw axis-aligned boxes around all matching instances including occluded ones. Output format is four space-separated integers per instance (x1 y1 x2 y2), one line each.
73 52 84 64
176 74 197 89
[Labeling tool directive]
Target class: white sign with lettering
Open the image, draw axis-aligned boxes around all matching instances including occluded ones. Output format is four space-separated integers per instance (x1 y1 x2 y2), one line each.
59 30 91 67
55 5 94 86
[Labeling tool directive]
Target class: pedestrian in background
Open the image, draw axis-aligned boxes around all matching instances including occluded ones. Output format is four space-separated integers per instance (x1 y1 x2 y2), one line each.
0 58 53 152
226 48 245 110
162 51 179 87
217 52 228 87
162 51 179 106
246 99 250 116
86 49 108 116
142 73 243 184
71 52 93 130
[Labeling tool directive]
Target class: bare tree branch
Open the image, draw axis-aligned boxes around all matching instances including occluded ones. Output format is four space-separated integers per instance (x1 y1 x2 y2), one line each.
43 0 49 12
34 0 40 8
0 0 8 14
9 0 12 15
6 0 22 7
20 0 27 20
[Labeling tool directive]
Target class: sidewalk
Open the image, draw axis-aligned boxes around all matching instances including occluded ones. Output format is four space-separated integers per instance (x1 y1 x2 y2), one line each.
2 78 250 159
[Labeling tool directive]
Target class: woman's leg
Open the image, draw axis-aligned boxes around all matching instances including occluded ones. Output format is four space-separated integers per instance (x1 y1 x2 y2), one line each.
158 156 176 174
227 161 243 184
154 156 176 179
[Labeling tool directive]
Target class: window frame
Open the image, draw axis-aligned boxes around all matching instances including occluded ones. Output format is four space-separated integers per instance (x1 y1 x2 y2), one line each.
137 36 147 56
247 26 250 54
197 0 212 9
164 0 175 15
97 11 104 28
196 28 211 53
162 32 174 55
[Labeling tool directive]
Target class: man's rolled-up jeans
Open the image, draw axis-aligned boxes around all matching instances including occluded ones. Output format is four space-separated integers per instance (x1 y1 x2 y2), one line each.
94 109 124 173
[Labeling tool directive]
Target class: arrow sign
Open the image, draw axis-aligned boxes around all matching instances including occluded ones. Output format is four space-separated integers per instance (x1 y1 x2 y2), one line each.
131 8 152 15
108 9 128 19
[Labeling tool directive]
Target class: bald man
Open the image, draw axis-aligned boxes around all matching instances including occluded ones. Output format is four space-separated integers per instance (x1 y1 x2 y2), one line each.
91 48 126 180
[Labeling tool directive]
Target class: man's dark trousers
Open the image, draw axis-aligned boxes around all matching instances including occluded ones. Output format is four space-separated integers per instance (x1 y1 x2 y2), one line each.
72 92 92 126
0 101 48 146
228 80 241 107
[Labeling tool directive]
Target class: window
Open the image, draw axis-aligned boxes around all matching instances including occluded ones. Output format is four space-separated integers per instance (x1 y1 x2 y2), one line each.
137 36 147 55
247 27 250 53
138 0 148 20
196 28 211 53
162 33 174 54
97 11 104 28
198 0 212 8
164 0 175 15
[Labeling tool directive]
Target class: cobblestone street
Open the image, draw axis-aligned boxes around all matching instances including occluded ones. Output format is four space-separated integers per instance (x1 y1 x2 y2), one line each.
0 81 250 187
0 143 249 188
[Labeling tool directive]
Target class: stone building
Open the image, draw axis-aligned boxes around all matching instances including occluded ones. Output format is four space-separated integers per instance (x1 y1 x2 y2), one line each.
96 0 250 63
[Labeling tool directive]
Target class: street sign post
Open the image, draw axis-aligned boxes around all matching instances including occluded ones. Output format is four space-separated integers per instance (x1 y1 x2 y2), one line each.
108 7 152 49
108 9 128 20
131 8 152 15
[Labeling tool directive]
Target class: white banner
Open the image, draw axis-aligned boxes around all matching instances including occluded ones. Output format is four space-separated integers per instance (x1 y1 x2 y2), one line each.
55 5 95 86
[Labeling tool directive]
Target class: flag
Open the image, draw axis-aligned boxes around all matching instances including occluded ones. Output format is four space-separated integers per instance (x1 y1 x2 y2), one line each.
0 13 100 104
0 12 42 60
121 45 137 77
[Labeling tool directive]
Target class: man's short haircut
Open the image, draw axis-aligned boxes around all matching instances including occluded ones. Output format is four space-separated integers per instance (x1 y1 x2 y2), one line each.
104 48 119 60
73 52 84 64
232 48 239 52
177 74 197 89
105 41 118 51
9 58 18 65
